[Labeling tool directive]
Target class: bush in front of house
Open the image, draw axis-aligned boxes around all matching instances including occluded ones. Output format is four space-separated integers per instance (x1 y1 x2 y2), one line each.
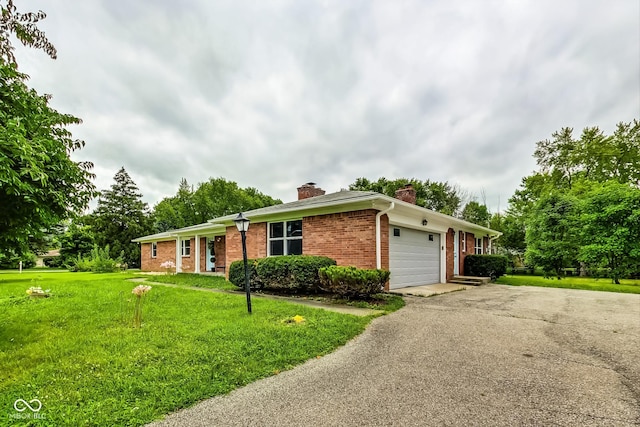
229 255 336 293
228 258 261 290
464 254 508 280
318 266 390 298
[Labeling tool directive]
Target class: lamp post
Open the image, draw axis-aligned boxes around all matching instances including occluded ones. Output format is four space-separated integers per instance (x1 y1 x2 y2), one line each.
233 212 252 314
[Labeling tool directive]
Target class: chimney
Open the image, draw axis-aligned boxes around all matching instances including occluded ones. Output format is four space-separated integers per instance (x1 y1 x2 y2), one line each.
297 182 326 200
395 184 417 205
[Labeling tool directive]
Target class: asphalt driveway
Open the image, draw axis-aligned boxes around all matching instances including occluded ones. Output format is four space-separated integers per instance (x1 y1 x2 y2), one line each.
149 285 640 426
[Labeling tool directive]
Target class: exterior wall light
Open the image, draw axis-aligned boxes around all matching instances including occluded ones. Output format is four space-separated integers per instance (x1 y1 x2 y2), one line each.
422 219 428 226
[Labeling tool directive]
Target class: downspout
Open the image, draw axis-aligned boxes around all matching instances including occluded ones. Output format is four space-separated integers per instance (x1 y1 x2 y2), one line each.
376 202 395 269
489 235 499 254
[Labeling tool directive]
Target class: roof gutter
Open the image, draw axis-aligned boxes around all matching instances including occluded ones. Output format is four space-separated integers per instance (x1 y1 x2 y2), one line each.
376 202 395 269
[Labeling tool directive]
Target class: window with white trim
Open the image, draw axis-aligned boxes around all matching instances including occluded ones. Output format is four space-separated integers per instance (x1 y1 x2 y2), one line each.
268 220 302 256
461 232 466 252
151 242 157 258
181 239 191 257
474 237 483 255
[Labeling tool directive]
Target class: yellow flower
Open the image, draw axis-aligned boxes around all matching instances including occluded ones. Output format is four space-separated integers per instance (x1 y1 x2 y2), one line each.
292 315 305 323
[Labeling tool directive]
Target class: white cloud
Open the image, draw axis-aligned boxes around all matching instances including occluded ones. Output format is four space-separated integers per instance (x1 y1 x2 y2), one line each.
13 0 640 213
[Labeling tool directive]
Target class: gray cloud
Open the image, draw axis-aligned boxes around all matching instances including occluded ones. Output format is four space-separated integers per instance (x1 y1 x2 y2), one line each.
14 0 640 213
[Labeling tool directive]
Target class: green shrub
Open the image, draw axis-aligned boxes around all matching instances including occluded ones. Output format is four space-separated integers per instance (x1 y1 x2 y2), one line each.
68 245 122 273
228 258 261 290
318 266 390 298
464 255 508 280
229 255 336 293
43 257 64 268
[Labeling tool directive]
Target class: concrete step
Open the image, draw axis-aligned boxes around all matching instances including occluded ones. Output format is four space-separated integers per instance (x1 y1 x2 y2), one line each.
449 276 491 286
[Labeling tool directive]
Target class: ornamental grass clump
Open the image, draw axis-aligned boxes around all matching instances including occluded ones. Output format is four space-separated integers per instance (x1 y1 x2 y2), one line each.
132 285 152 328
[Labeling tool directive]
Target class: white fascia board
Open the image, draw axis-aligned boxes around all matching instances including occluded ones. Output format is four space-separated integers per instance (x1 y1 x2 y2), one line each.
172 223 226 237
385 199 502 237
211 199 379 226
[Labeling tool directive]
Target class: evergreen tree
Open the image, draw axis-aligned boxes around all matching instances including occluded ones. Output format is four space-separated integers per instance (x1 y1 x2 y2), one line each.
90 168 151 267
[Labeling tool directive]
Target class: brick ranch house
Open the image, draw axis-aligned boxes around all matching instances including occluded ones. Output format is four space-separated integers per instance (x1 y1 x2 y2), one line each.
133 183 501 290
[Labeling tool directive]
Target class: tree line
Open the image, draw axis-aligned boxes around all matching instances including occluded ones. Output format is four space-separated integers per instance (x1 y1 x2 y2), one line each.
494 121 640 282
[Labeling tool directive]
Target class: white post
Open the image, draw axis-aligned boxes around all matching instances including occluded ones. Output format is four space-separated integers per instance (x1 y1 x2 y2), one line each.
194 235 200 273
19 261 22 273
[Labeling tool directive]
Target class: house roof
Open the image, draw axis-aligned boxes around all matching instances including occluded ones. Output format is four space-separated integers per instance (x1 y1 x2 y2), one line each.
211 190 382 223
133 189 501 243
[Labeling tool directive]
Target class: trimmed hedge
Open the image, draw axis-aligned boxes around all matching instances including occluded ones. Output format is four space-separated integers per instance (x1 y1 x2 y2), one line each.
228 258 261 290
229 255 336 293
318 266 390 298
464 254 508 280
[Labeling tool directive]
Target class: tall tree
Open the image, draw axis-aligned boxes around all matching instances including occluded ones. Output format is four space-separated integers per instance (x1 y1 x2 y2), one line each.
0 1 95 259
349 177 463 216
90 168 151 267
191 178 281 223
533 120 640 187
578 181 640 284
152 177 281 232
524 193 580 278
461 201 490 226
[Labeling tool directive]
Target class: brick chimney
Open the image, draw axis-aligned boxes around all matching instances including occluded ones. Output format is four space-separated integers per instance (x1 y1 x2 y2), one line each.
395 184 417 204
297 182 326 200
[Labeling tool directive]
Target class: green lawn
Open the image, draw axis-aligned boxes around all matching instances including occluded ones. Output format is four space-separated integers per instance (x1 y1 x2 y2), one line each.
0 271 373 426
496 274 640 294
142 272 237 291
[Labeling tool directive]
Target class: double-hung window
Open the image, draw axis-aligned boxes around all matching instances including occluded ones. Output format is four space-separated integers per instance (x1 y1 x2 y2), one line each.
474 238 483 255
181 239 191 257
269 220 302 256
151 242 157 258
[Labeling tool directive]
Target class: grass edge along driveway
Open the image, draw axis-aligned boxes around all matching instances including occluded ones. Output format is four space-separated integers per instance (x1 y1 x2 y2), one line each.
0 271 375 426
496 274 640 294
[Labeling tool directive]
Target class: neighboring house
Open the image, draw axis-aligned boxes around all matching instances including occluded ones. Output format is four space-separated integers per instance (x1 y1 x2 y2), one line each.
35 249 60 267
133 183 501 290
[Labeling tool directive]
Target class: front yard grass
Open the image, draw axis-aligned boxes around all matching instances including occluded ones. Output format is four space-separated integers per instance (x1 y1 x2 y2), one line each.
142 272 237 291
145 273 406 313
0 271 372 426
496 274 640 294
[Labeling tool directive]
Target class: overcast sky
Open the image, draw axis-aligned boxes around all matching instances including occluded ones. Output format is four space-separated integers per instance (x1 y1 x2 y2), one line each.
13 0 640 213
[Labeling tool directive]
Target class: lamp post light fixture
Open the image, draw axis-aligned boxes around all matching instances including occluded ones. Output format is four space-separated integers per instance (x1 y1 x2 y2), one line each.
233 212 252 314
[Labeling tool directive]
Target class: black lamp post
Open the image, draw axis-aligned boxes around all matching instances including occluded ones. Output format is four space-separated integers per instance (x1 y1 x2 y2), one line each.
233 212 252 314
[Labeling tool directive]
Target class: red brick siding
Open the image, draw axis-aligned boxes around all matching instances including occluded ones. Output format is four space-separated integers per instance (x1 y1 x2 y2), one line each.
446 228 455 281
213 236 226 272
459 231 476 275
225 223 268 274
223 210 389 277
303 210 386 270
180 238 195 272
140 240 176 271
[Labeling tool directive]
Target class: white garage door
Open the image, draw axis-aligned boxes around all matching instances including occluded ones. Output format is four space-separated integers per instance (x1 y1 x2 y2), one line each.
389 226 440 289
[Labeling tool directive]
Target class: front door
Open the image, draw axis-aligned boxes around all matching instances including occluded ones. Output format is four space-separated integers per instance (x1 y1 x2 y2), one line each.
206 238 215 271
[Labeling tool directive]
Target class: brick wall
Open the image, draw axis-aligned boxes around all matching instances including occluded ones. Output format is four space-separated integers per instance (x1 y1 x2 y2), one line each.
303 209 387 270
459 231 476 275
225 223 268 273
140 240 176 271
223 210 389 276
213 236 226 272
446 228 455 281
